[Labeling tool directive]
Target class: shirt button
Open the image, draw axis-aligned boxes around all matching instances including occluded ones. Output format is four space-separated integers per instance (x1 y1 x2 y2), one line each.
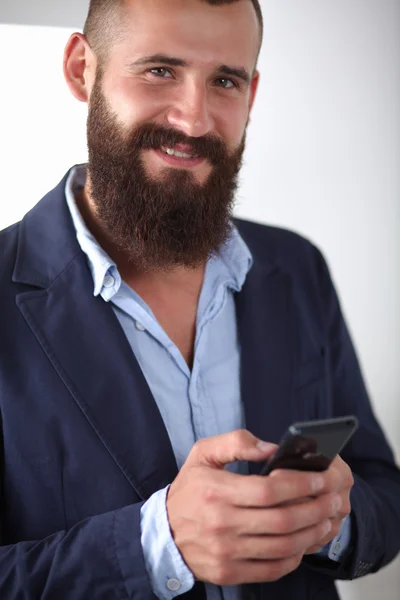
103 275 115 288
167 578 181 592
135 321 146 332
333 541 341 554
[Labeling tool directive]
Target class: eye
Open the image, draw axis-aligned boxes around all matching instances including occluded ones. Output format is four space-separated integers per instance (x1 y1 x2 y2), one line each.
149 67 173 78
215 78 237 89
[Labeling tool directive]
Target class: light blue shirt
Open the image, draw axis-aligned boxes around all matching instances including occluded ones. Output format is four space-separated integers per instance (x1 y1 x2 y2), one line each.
65 165 350 600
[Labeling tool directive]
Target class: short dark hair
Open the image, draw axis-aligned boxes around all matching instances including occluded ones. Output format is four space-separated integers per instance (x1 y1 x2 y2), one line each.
83 0 263 67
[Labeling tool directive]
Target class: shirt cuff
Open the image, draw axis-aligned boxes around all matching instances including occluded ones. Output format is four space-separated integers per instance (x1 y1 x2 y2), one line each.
315 514 352 562
140 485 195 600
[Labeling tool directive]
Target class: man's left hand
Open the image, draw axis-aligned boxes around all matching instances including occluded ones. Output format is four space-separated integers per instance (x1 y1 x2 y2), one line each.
300 455 354 554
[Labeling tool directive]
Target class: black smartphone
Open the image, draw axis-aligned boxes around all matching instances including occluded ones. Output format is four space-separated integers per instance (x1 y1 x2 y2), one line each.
260 416 359 476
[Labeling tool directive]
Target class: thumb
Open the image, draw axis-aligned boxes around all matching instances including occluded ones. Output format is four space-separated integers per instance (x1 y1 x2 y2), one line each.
186 429 277 470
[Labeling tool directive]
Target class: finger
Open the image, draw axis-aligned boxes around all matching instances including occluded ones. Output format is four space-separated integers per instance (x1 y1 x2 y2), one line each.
251 469 327 508
186 430 277 470
221 555 303 585
319 457 354 494
232 520 332 560
211 469 326 508
234 492 342 535
304 517 345 554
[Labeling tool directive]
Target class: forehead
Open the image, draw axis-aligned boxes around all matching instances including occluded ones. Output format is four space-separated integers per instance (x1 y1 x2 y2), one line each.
111 0 260 71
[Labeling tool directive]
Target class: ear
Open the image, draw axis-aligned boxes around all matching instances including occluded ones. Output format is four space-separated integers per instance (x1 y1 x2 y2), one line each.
63 33 96 103
247 70 260 120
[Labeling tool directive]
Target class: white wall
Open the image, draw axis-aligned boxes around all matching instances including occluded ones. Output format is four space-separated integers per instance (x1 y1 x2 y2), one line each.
0 1 399 599
0 0 88 28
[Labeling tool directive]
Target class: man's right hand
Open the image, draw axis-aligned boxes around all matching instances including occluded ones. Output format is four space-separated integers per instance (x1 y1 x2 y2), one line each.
166 430 343 586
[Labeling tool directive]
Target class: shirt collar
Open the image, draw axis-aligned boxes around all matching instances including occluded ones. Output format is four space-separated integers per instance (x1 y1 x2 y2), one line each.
65 164 253 300
65 164 121 300
217 227 253 293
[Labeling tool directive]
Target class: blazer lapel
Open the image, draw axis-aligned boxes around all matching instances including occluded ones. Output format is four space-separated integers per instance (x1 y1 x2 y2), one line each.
13 170 178 500
235 260 296 475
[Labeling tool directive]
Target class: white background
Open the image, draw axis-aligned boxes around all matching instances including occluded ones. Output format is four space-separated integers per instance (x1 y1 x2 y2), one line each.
0 1 399 598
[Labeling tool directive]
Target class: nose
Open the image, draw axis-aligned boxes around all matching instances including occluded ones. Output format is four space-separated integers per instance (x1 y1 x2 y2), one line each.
166 79 214 138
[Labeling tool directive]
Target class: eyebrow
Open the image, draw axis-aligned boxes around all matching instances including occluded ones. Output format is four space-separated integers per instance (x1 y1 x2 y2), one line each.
127 54 251 85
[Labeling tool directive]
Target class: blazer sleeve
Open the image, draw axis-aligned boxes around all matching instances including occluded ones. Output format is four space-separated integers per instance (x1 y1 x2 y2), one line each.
304 246 400 579
0 497 155 600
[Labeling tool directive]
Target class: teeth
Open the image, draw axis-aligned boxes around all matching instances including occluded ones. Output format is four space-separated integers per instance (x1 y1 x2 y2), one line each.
161 146 199 159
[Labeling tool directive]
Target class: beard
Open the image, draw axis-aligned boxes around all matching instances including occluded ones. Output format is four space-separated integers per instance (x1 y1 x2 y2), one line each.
86 71 246 271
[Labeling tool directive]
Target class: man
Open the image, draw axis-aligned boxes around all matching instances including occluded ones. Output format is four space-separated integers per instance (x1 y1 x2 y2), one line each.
0 0 399 598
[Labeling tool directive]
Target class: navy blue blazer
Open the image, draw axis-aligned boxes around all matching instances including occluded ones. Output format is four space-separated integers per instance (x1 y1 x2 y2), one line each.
0 168 399 600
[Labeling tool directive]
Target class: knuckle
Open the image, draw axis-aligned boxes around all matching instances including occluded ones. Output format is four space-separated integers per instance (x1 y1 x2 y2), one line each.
306 528 322 552
345 471 355 488
203 484 220 504
233 429 249 446
316 522 330 543
192 439 206 459
193 438 204 451
339 498 351 517
324 492 339 516
206 507 228 534
258 483 275 507
293 553 303 570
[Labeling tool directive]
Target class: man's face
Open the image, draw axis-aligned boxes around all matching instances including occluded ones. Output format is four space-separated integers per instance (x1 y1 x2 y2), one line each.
86 0 260 270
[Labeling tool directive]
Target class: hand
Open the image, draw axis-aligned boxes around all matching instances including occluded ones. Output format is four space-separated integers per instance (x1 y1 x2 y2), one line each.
302 455 354 554
166 430 344 586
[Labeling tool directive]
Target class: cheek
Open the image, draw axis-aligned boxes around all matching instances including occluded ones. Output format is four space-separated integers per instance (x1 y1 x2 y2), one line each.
213 98 249 150
102 77 167 128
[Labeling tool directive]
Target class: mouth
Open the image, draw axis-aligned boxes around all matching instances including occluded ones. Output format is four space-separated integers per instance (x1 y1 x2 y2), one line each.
160 145 200 159
152 144 206 168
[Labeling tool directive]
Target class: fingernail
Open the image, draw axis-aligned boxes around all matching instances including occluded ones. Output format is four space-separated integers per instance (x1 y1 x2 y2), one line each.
311 475 324 492
257 440 272 451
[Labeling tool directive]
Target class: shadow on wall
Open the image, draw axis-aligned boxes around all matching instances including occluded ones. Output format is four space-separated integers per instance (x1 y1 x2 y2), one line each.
0 0 88 29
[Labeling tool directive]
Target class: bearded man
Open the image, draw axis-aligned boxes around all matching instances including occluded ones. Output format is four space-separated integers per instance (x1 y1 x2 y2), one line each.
0 1 399 599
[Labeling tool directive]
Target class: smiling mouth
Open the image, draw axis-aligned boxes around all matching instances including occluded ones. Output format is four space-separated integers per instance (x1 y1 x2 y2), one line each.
160 145 200 159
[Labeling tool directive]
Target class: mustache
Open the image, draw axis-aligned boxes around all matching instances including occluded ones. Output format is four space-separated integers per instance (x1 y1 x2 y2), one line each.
127 123 228 166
